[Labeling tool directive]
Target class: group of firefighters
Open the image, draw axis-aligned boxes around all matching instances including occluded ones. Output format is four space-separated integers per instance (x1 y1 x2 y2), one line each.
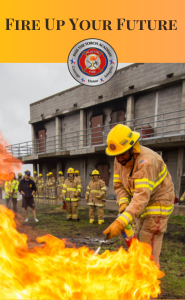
2 124 185 267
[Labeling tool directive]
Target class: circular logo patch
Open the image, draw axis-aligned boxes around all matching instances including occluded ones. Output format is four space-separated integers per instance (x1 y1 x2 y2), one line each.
68 38 118 86
110 144 116 150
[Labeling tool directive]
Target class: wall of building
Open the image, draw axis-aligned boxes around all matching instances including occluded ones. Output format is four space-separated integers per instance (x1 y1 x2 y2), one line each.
30 64 185 123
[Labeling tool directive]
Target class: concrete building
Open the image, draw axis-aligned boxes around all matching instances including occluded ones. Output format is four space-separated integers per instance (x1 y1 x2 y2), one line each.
9 63 185 199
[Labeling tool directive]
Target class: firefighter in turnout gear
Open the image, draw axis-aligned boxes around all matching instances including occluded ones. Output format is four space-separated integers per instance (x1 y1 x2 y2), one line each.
37 174 44 198
32 171 38 198
48 172 56 199
17 173 22 182
180 191 185 204
74 170 82 184
85 170 107 225
103 124 174 267
5 172 19 212
57 171 65 200
62 167 82 221
46 173 50 198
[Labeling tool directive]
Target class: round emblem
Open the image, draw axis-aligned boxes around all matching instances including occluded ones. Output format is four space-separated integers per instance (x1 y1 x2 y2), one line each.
68 38 118 86
110 144 116 150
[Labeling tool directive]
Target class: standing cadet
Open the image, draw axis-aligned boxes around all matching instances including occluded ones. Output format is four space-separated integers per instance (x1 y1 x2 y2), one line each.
37 173 44 198
103 124 174 267
57 171 65 200
45 173 50 199
4 172 19 213
62 167 82 221
32 171 38 198
85 170 107 224
74 170 82 184
48 172 56 199
17 173 22 182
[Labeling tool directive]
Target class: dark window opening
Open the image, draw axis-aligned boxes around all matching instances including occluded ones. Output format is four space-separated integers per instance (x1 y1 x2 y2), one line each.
129 85 134 90
97 164 109 186
166 73 174 78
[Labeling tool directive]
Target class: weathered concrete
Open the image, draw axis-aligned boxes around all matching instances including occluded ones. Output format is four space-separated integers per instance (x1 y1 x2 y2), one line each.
126 95 135 127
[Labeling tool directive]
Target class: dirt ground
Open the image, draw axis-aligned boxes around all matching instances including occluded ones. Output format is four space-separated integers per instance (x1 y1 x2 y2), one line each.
1 198 185 299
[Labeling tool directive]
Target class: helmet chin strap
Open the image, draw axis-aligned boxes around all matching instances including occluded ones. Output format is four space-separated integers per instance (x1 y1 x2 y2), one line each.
117 149 134 166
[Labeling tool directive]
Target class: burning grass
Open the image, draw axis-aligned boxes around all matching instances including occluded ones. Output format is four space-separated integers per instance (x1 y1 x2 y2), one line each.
0 204 165 299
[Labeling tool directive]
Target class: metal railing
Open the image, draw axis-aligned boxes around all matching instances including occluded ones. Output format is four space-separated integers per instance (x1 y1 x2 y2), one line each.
6 109 185 158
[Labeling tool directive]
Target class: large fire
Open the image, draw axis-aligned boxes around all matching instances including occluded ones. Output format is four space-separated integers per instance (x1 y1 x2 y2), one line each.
0 206 164 299
0 132 21 181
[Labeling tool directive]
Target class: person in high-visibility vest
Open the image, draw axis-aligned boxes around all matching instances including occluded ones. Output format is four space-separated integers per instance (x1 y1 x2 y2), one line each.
103 124 174 267
4 172 19 213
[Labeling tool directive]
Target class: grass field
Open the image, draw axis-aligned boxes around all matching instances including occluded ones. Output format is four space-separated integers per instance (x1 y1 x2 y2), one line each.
1 199 185 299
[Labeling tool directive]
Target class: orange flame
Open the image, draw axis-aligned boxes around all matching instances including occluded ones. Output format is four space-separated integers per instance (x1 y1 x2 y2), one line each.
0 132 22 181
90 56 97 61
0 205 164 299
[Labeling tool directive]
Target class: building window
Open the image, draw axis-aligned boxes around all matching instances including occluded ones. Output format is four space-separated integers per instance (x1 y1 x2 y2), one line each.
111 110 125 128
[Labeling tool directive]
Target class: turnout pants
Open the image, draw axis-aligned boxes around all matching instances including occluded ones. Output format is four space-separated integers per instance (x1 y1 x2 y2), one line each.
46 188 50 198
89 204 104 223
66 201 78 220
49 188 56 199
58 186 62 199
38 188 44 198
135 216 168 267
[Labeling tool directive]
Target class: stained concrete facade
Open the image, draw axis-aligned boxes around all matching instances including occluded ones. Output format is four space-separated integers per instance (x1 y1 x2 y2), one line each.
20 63 185 200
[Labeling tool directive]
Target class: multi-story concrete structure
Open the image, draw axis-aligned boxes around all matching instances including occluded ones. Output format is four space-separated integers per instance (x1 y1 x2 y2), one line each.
8 63 185 199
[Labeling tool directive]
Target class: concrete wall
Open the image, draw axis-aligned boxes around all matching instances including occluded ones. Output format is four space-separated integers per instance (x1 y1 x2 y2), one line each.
61 111 80 150
30 64 185 123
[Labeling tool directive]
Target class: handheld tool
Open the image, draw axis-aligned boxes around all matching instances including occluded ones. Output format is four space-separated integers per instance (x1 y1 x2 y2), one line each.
94 233 109 255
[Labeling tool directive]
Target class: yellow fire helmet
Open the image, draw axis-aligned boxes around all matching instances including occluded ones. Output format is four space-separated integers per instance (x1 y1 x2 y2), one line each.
67 167 75 174
59 171 63 175
106 124 140 156
18 173 22 176
49 172 53 175
39 173 42 177
91 170 100 178
75 170 79 175
46 173 49 177
34 171 37 174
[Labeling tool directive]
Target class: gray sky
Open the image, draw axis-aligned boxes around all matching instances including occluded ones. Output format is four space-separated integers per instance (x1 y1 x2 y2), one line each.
0 63 132 174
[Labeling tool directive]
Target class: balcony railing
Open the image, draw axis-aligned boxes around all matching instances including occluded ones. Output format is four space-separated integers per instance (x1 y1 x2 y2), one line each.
6 109 185 158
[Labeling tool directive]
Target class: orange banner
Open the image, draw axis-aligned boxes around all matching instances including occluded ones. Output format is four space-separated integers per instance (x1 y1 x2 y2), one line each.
0 0 184 62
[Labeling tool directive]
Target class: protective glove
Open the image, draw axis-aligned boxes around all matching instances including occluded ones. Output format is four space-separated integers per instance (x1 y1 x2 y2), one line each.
96 195 102 200
103 220 125 239
74 191 79 197
119 203 128 214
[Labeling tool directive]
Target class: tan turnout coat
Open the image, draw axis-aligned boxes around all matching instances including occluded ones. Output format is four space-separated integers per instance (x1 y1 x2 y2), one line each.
114 143 174 226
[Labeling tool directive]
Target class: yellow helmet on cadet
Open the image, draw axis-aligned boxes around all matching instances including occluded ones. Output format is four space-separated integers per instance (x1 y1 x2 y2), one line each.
91 170 100 178
18 173 22 176
49 172 53 176
39 173 42 177
67 167 75 174
46 173 49 177
106 124 140 156
75 170 79 175
34 171 37 174
59 171 63 175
